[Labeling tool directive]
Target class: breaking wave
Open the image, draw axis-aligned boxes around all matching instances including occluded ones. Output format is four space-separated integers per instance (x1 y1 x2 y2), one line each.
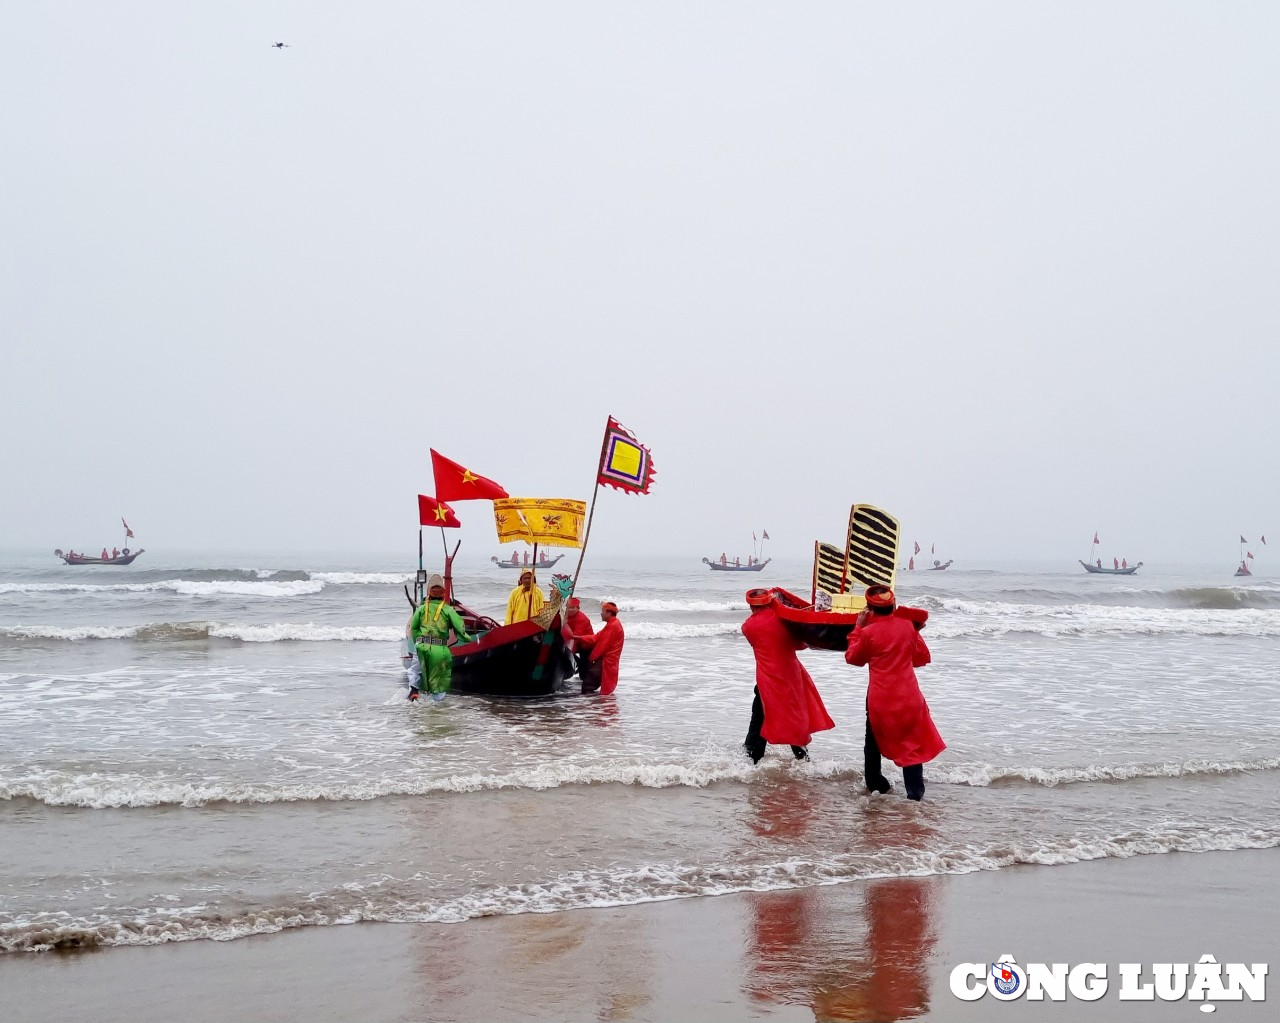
0 623 402 644
615 598 747 612
5 755 1276 810
4 822 1277 952
0 579 324 598
921 598 1280 639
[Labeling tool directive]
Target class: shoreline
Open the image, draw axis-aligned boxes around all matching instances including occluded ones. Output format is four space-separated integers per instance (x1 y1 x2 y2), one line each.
4 847 1276 1022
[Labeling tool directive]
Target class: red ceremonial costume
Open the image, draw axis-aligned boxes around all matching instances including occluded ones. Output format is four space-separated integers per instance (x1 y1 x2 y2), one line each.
565 609 595 639
579 618 624 695
741 606 835 746
845 616 945 766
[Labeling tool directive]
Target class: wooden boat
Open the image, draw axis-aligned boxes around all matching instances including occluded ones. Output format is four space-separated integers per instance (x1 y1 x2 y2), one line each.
762 586 928 652
54 548 145 566
1235 562 1252 578
925 560 954 571
490 554 565 570
1079 560 1143 575
703 557 771 572
402 598 572 699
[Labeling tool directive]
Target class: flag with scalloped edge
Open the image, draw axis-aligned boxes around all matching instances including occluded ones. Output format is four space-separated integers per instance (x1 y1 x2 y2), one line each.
596 417 655 495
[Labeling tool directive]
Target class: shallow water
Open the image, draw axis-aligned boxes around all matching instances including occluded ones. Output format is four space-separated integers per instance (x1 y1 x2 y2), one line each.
2 550 1278 951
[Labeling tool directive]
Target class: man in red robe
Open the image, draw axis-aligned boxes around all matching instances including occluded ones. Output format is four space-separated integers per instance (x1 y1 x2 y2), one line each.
563 597 596 692
845 585 945 800
577 601 624 695
741 589 835 763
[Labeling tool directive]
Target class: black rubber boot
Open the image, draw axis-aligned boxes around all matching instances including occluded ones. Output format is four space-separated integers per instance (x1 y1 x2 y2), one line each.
904 764 925 801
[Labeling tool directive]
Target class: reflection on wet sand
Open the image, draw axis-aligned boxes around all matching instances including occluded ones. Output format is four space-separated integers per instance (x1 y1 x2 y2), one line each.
410 909 653 1022
745 784 940 1021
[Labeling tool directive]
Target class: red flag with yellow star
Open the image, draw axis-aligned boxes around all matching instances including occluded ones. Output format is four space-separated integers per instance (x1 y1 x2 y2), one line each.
418 494 461 528
430 450 510 502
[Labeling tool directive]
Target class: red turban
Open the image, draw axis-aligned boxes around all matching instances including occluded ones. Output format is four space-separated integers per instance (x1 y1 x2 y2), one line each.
865 585 895 607
601 601 618 614
567 597 581 609
745 588 774 607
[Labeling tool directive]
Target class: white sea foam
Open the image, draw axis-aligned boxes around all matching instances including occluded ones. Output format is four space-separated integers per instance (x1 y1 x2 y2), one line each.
615 598 747 612
0 622 400 643
0 579 323 598
6 754 1275 810
308 572 412 585
624 622 742 640
207 623 403 643
924 597 1280 639
5 822 1278 951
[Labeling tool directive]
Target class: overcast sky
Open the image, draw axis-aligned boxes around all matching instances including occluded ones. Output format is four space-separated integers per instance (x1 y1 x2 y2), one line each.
3 3 1278 565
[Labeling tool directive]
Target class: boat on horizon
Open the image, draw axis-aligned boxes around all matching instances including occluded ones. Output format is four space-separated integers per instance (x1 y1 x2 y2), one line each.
1079 560 1142 575
1234 534 1262 577
1080 531 1141 575
704 529 771 572
703 556 771 572
490 552 565 570
54 518 144 566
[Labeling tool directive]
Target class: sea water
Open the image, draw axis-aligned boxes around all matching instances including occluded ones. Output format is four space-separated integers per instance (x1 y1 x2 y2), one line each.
1 550 1278 951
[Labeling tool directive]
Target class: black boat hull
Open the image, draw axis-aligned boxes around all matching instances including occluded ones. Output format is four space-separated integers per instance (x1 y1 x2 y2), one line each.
403 615 571 699
702 557 770 572
490 555 565 570
55 549 144 566
1079 560 1142 575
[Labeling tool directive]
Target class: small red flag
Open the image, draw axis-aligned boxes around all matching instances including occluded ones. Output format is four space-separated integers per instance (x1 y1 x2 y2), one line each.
1240 535 1248 544
1247 551 1255 560
913 541 921 555
1093 532 1100 545
1263 536 1268 546
122 517 134 538
762 529 770 540
430 450 509 502
418 494 461 528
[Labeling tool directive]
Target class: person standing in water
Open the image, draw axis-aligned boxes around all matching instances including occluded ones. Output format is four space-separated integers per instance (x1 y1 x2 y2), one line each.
408 574 472 701
844 585 945 800
577 602 624 695
740 588 834 764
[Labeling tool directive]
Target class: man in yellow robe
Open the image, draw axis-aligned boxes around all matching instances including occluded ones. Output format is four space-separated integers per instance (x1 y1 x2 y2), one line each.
504 567 546 625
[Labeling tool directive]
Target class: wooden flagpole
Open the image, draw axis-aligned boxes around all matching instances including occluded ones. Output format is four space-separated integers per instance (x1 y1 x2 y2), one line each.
571 419 612 594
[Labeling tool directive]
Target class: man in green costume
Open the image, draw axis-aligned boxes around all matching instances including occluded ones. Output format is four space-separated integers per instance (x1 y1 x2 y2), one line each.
408 573 473 701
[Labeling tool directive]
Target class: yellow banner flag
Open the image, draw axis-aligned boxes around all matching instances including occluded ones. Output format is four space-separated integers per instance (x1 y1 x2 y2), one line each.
492 498 586 548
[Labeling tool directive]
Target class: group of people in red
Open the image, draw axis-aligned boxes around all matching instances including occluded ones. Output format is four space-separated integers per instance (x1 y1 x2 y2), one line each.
720 553 761 567
740 583 945 801
564 597 624 695
1095 557 1131 569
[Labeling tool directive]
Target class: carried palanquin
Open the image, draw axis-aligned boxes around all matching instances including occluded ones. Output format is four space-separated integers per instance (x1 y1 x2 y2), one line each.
754 504 925 650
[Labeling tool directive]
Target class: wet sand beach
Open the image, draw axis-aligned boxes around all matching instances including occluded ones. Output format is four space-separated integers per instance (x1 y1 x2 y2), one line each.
5 847 1275 1023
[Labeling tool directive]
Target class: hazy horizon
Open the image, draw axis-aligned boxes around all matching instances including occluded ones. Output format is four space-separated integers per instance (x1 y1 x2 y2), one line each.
4 3 1277 564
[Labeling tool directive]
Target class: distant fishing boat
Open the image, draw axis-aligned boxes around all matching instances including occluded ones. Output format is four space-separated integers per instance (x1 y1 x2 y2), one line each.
921 541 952 570
1234 534 1262 577
702 556 770 572
490 553 565 570
704 529 771 572
1080 560 1142 575
54 518 144 566
1080 531 1140 575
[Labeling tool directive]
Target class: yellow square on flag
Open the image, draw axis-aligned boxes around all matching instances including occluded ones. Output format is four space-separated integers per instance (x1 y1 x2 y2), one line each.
608 440 642 477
